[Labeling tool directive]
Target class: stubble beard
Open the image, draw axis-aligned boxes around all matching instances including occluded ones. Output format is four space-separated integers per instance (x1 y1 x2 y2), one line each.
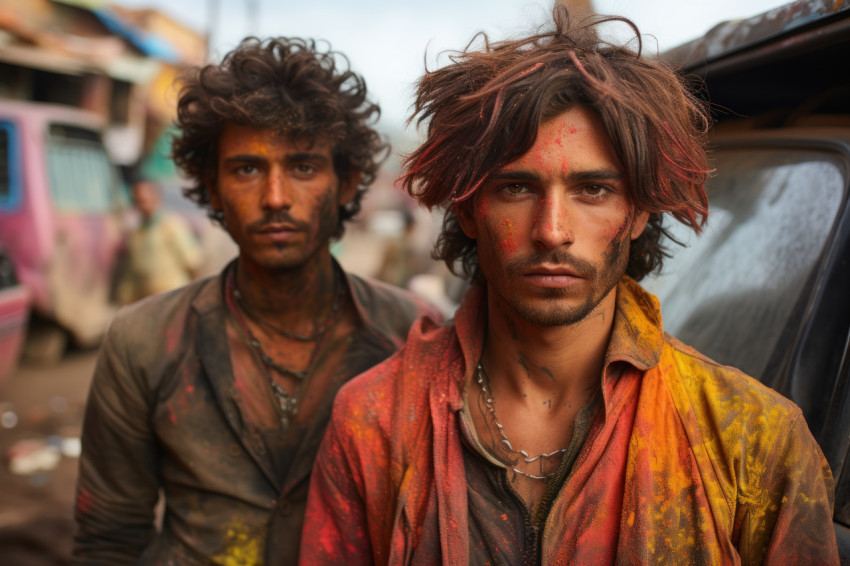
235 186 340 275
496 235 631 327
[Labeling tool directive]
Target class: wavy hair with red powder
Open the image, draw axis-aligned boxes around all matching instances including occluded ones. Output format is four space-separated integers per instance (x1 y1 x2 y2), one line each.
401 8 711 282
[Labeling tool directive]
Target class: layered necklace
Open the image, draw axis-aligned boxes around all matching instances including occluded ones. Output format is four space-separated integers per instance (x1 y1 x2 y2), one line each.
476 363 570 481
225 264 345 429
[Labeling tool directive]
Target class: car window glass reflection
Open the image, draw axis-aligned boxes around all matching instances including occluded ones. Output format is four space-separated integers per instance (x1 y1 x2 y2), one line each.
643 148 845 380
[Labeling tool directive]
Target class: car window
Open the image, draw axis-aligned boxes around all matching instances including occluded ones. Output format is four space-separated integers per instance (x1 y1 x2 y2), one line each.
0 121 20 211
643 147 846 381
46 123 117 212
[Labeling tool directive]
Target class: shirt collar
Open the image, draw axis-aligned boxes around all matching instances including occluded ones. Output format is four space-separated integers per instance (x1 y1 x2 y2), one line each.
453 276 664 390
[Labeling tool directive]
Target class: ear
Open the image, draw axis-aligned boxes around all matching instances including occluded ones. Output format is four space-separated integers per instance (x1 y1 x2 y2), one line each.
456 198 479 239
630 209 651 240
338 169 361 206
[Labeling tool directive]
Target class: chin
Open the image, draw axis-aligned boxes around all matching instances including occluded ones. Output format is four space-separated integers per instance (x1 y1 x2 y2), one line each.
513 303 598 327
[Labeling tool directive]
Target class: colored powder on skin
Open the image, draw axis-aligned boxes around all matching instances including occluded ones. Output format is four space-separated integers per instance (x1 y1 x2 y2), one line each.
499 218 518 253
532 199 549 228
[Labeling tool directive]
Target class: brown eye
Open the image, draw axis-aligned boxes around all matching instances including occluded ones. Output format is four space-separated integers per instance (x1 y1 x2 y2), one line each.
502 183 528 195
580 184 609 199
236 165 259 175
294 164 317 175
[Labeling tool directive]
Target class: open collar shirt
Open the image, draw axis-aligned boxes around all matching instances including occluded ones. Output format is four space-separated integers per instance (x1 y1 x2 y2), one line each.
302 277 838 565
73 262 439 566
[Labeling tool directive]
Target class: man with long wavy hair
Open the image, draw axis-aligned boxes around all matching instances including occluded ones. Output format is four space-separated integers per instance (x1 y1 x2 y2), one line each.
301 10 838 565
73 38 438 565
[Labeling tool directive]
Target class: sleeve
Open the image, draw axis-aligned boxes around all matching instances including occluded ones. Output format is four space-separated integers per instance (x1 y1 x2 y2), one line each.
300 411 375 566
738 412 839 565
72 316 160 565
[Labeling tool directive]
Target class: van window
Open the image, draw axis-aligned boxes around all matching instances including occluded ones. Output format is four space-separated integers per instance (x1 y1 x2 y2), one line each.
46 124 116 212
0 121 20 210
643 147 846 380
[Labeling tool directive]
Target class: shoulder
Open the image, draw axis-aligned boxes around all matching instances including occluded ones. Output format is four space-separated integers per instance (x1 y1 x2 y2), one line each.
347 272 443 339
104 275 219 378
159 212 193 230
662 332 800 423
658 333 813 497
111 275 213 334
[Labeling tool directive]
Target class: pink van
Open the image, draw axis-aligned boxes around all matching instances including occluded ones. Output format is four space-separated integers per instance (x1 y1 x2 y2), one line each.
0 101 124 361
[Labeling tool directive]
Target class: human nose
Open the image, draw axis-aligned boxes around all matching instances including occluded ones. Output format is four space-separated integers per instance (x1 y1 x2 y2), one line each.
531 194 575 249
261 166 292 210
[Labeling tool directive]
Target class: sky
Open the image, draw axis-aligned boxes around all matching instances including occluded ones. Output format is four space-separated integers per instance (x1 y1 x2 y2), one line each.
112 0 792 142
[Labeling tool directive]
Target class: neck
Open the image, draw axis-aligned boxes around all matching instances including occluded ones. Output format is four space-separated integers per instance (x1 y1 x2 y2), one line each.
234 248 339 333
480 286 617 407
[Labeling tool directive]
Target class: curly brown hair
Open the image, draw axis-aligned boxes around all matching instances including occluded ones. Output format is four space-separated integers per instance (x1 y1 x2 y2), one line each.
172 37 388 238
401 9 711 283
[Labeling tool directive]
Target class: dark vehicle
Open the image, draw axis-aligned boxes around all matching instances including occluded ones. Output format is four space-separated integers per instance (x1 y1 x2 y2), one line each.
656 0 850 558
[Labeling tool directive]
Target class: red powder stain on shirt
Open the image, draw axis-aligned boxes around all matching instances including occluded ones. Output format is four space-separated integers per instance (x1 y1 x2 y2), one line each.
168 403 178 426
165 323 182 354
77 487 95 515
186 385 195 394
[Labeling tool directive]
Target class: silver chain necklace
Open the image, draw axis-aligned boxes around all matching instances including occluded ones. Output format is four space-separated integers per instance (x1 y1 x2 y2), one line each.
476 363 569 481
225 265 344 429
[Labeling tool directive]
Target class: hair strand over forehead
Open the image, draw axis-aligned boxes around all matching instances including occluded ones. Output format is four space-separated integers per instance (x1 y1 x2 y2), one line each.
401 7 711 283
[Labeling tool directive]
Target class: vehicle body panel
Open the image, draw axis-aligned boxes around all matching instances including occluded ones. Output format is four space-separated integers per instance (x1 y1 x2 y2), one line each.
0 101 123 346
0 251 29 382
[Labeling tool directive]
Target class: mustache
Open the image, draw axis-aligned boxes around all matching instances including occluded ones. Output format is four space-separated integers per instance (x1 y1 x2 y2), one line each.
504 249 597 278
246 212 309 233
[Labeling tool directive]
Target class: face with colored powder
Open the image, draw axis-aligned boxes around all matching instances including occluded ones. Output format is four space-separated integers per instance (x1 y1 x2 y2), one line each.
458 105 649 326
211 122 355 274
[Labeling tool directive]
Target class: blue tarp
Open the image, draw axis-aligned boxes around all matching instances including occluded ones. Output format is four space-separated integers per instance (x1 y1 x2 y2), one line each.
92 8 181 64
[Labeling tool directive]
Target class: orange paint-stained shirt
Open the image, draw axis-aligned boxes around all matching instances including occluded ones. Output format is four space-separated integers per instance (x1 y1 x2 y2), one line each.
300 277 838 565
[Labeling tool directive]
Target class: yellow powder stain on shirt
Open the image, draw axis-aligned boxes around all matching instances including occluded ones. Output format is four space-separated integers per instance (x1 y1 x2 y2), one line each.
213 524 262 566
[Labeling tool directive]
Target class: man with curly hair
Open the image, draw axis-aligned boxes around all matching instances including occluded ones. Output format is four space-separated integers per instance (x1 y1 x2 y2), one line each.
301 10 838 565
73 38 439 565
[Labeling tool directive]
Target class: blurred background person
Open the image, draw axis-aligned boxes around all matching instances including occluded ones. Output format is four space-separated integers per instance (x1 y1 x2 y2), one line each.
115 177 202 304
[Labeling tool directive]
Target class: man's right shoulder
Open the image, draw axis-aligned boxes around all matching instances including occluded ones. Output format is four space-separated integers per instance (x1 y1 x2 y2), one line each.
114 274 211 323
105 275 219 369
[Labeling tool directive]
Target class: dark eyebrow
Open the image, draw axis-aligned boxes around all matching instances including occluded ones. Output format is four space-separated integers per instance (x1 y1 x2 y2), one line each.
569 168 624 183
491 168 623 183
490 170 540 182
222 154 266 164
221 152 330 164
288 152 330 163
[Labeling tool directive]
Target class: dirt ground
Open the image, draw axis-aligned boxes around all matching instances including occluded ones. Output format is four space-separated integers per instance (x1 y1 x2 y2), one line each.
0 349 97 566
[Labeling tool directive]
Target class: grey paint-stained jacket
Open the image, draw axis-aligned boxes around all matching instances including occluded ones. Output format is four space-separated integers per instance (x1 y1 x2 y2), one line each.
72 264 440 565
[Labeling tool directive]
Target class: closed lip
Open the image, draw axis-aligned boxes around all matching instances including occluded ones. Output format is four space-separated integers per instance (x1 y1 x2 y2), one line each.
523 264 582 278
254 223 299 234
